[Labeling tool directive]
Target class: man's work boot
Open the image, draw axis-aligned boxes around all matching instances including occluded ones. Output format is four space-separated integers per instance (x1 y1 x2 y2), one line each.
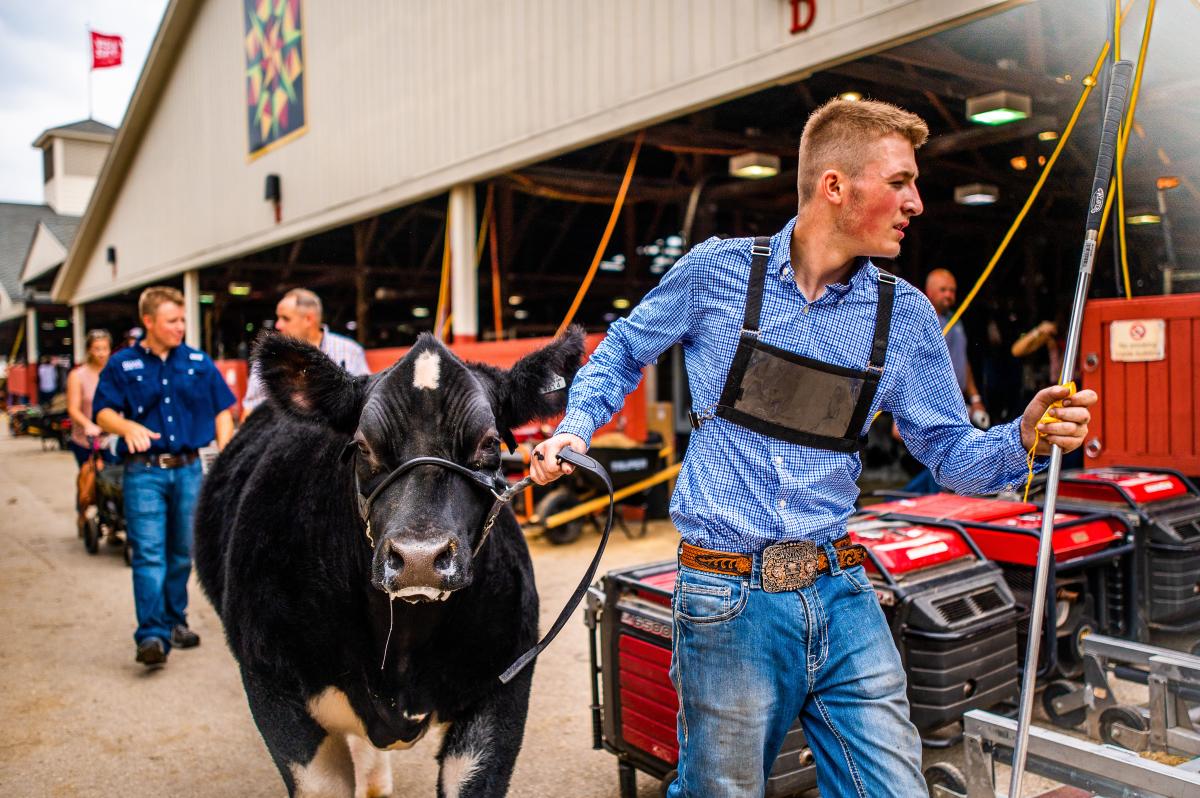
171 625 200 649
136 637 168 668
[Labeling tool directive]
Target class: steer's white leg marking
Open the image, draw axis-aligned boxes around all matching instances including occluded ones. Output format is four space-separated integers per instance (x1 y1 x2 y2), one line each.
439 723 491 798
291 733 356 798
413 351 441 390
299 688 371 797
347 735 393 798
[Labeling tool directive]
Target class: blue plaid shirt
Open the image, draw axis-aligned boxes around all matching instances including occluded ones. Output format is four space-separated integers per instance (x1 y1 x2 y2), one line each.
557 216 1036 552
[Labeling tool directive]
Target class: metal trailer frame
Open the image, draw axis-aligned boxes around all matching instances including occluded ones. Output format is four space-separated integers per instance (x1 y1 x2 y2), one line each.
1043 634 1200 755
961 709 1200 798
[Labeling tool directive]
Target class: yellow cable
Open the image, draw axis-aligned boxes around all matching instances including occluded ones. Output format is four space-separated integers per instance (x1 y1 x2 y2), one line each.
941 42 1110 337
556 131 645 337
434 199 453 340
475 187 493 267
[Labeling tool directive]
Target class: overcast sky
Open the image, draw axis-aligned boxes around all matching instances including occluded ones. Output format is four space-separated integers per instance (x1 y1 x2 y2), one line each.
0 1 168 205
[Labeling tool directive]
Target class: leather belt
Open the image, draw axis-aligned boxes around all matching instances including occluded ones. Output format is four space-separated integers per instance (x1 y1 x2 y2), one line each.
126 451 198 469
680 535 869 593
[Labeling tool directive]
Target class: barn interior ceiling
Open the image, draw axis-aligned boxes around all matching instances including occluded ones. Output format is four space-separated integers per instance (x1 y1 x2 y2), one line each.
161 0 1198 356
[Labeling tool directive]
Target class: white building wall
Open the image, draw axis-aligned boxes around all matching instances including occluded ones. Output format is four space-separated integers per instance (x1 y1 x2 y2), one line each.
68 0 1010 303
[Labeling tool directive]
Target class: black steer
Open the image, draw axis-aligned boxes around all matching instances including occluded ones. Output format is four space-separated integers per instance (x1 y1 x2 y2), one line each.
195 329 585 798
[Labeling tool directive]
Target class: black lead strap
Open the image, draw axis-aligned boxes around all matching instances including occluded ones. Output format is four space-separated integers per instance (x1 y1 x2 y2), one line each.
500 447 614 684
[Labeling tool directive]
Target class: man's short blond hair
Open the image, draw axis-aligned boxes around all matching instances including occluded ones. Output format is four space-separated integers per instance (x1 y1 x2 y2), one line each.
138 286 184 319
797 98 929 203
281 288 322 322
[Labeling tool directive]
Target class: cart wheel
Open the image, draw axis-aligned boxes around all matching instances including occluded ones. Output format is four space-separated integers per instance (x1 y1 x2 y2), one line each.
536 488 583 545
1042 679 1086 728
124 540 133 567
84 516 101 555
923 763 967 798
1099 705 1147 749
658 768 677 798
1056 615 1095 680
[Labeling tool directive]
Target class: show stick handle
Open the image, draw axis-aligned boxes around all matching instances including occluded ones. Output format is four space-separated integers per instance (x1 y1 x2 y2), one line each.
1085 60 1133 234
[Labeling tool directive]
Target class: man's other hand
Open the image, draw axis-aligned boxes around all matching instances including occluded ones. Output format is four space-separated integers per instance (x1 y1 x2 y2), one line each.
530 433 587 485
124 422 161 453
1020 385 1097 455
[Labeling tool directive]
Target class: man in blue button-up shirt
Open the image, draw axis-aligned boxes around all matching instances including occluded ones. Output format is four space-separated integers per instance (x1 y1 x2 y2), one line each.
95 286 236 668
533 99 1097 797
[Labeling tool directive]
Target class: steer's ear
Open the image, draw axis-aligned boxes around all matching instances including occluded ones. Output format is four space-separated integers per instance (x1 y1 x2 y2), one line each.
496 325 586 430
253 332 367 433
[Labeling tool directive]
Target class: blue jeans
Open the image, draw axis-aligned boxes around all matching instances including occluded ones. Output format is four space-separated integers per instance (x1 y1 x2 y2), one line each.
666 543 925 798
123 459 202 648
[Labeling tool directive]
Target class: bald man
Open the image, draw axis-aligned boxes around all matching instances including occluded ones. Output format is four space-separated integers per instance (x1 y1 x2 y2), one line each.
241 288 370 416
925 269 987 424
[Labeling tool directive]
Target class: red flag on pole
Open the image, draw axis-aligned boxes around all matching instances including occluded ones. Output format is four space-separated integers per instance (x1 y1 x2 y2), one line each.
90 31 123 69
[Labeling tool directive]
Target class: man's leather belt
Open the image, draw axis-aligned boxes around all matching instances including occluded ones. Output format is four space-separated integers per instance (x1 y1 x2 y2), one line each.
126 451 198 469
680 535 869 593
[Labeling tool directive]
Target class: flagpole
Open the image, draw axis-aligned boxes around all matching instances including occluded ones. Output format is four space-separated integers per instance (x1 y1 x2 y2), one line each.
86 25 93 119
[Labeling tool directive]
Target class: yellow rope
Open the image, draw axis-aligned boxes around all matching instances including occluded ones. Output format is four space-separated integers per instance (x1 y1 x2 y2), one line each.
475 187 493 267
434 199 453 340
556 131 645 337
940 43 1110 337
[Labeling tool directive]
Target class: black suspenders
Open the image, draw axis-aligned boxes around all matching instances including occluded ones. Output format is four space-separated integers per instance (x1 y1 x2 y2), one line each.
699 236 896 453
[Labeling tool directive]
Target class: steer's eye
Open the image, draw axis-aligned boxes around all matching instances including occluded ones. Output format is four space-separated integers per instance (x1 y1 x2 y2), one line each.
471 434 502 470
352 434 382 478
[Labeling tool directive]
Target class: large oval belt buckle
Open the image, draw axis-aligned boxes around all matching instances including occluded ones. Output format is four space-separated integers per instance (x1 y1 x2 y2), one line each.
761 540 821 593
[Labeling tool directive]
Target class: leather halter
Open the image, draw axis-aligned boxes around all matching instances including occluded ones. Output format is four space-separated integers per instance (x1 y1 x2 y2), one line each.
355 455 526 558
352 448 615 684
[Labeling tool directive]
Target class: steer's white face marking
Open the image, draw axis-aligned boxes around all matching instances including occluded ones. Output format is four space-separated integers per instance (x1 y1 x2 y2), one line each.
413 351 441 390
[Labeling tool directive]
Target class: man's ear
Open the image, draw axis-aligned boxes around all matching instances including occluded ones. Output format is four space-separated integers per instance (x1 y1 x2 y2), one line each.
472 326 586 432
252 332 367 433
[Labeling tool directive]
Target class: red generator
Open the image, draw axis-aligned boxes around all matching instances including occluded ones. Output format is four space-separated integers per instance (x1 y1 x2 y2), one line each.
1057 468 1200 634
584 564 817 798
866 494 1137 681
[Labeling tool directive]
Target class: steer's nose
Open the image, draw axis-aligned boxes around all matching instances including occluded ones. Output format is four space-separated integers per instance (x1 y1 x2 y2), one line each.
383 536 465 597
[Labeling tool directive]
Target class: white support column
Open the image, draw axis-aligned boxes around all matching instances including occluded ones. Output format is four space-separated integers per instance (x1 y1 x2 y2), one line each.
25 307 39 364
72 305 86 365
449 184 478 343
183 269 201 349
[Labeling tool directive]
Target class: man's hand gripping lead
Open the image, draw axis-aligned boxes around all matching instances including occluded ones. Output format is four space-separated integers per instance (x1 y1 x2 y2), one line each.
530 433 587 485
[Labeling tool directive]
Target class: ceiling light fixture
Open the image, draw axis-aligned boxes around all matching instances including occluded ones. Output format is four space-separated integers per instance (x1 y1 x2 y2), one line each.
1038 130 1059 142
412 306 430 318
612 298 631 310
229 282 252 296
1010 155 1028 171
508 295 524 306
954 183 1000 206
729 151 781 179
966 90 1032 126
838 91 863 102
